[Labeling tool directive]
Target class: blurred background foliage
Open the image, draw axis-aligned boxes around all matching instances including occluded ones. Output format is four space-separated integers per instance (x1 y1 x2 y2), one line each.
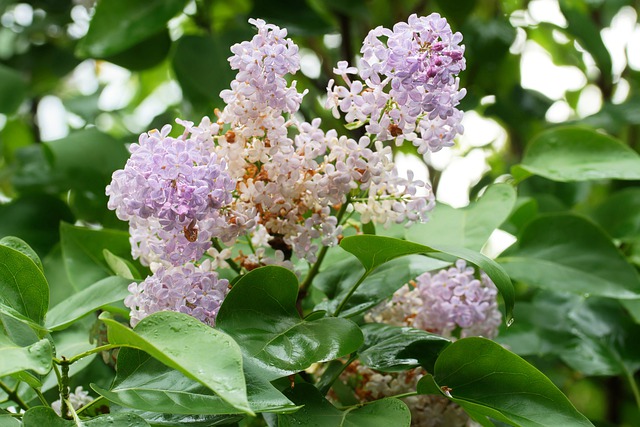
0 0 639 425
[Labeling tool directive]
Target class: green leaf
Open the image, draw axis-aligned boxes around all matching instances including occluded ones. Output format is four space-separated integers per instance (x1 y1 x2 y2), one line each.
339 235 514 323
0 414 19 426
313 255 449 318
278 383 411 427
83 413 151 426
103 29 172 71
92 347 297 414
590 188 640 241
100 311 253 415
250 0 334 36
171 35 237 109
409 184 517 251
420 337 593 427
0 236 43 272
0 244 49 329
60 223 140 290
359 323 450 373
0 64 27 115
499 214 640 298
514 127 640 182
104 249 140 280
562 297 640 376
0 328 52 376
43 128 129 194
216 266 363 379
77 0 189 57
108 408 240 426
46 275 132 331
22 407 72 427
558 0 612 86
0 195 74 257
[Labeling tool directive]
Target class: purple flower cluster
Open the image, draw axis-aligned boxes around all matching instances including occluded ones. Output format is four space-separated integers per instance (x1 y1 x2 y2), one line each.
125 262 229 327
326 13 466 155
106 124 237 266
367 259 501 339
220 18 306 137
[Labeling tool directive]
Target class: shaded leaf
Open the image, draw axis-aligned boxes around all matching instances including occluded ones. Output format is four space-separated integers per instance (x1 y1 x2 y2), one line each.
339 235 514 323
0 195 74 257
93 347 297 414
216 266 363 379
46 275 132 331
60 223 140 290
0 328 52 376
0 64 27 115
0 243 49 330
590 188 640 241
419 337 593 427
359 323 450 373
278 383 411 427
499 214 640 298
77 0 189 57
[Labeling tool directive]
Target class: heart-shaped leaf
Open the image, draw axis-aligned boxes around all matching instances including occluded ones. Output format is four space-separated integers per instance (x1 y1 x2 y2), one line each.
278 383 411 427
513 127 640 182
46 275 132 331
216 266 363 379
499 214 640 298
339 235 514 323
100 311 252 415
418 337 593 427
409 183 517 251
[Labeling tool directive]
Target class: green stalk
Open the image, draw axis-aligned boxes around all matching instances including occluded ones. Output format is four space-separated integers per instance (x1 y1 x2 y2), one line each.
54 344 121 366
299 195 351 294
0 380 28 411
332 270 370 317
212 238 242 274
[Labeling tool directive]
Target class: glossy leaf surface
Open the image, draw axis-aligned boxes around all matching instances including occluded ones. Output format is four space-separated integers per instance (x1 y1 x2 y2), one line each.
93 347 297 414
100 311 252 415
419 337 593 427
216 266 363 379
359 323 450 373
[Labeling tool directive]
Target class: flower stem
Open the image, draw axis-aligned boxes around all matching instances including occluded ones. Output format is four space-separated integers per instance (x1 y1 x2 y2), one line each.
299 195 351 294
54 344 121 366
0 380 29 411
333 271 370 317
212 238 242 274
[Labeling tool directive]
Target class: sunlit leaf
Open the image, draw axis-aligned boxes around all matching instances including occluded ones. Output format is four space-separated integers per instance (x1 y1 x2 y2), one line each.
100 311 253 415
514 127 640 182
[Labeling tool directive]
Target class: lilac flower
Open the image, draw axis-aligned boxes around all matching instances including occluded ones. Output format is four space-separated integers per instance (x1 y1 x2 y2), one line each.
125 262 229 328
413 259 501 338
326 13 466 155
367 259 501 339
